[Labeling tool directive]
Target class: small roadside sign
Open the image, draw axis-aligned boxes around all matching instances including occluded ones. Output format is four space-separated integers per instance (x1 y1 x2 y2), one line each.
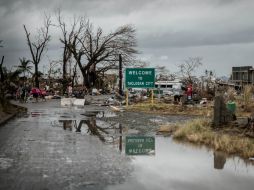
125 136 155 155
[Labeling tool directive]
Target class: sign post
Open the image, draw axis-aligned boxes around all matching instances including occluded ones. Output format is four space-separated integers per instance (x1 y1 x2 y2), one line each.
151 89 154 105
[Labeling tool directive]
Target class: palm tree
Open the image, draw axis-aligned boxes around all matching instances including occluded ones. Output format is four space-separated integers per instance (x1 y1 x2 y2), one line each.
17 57 33 78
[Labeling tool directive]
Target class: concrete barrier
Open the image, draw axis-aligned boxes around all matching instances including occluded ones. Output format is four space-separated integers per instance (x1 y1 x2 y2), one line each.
61 98 76 106
61 98 87 106
73 99 86 106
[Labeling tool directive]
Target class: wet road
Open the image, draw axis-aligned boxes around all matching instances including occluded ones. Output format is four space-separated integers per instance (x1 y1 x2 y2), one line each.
0 98 254 190
0 99 132 190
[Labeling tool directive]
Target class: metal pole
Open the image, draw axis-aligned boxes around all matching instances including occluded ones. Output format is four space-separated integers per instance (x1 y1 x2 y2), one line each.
119 54 123 96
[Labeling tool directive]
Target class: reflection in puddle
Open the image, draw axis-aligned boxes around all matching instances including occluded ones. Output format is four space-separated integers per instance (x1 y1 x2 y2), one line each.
80 110 117 118
30 110 51 118
214 151 227 170
0 157 13 170
106 137 254 190
81 112 98 117
78 118 106 142
96 110 117 118
31 111 43 117
62 120 73 131
58 117 123 151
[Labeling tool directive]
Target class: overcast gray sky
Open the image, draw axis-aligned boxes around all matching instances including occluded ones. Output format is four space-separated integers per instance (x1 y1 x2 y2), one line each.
0 0 254 77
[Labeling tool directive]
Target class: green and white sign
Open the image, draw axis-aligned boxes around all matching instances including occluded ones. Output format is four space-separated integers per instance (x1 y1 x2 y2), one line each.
125 136 155 155
125 68 155 88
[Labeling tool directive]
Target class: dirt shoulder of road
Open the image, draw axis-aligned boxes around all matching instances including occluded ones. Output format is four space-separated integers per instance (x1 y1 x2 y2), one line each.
0 102 27 126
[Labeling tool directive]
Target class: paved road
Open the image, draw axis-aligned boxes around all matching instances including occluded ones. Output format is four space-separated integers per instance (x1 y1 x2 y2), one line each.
2 98 253 190
0 99 132 190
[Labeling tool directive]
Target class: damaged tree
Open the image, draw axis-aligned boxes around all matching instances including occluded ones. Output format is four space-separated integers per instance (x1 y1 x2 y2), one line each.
0 56 4 83
56 10 73 94
0 41 5 110
0 40 5 83
64 18 137 89
23 14 51 88
156 65 176 81
178 57 202 85
0 57 22 111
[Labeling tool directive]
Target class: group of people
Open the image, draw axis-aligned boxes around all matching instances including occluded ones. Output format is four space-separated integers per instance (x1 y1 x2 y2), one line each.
16 85 47 103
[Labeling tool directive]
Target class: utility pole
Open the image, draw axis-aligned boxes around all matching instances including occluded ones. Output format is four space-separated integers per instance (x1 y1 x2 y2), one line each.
119 54 123 96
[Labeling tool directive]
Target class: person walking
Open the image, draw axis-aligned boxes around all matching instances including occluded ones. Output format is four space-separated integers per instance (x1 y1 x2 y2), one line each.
31 88 39 102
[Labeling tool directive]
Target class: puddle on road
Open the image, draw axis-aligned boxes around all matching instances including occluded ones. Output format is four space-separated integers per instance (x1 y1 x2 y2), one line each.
106 136 254 190
96 110 117 118
58 119 107 142
80 110 117 118
54 114 125 147
52 111 254 190
50 109 122 144
20 106 254 190
29 109 53 118
0 156 13 170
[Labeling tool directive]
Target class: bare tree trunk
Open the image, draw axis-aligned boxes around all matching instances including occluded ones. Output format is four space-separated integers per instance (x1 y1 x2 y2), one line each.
62 62 67 94
0 56 9 112
23 15 51 89
0 56 5 82
62 45 70 95
34 63 39 88
82 70 90 89
71 62 78 88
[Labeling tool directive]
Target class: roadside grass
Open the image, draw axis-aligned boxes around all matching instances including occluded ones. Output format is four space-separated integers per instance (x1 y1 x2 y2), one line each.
233 95 254 117
159 118 254 159
126 96 254 117
126 101 212 116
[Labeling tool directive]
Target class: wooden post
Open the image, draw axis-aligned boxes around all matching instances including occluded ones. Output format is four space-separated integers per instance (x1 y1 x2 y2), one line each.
213 96 221 127
126 89 129 107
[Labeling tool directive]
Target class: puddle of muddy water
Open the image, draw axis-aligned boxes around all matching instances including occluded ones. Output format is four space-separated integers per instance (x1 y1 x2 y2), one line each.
105 136 254 190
